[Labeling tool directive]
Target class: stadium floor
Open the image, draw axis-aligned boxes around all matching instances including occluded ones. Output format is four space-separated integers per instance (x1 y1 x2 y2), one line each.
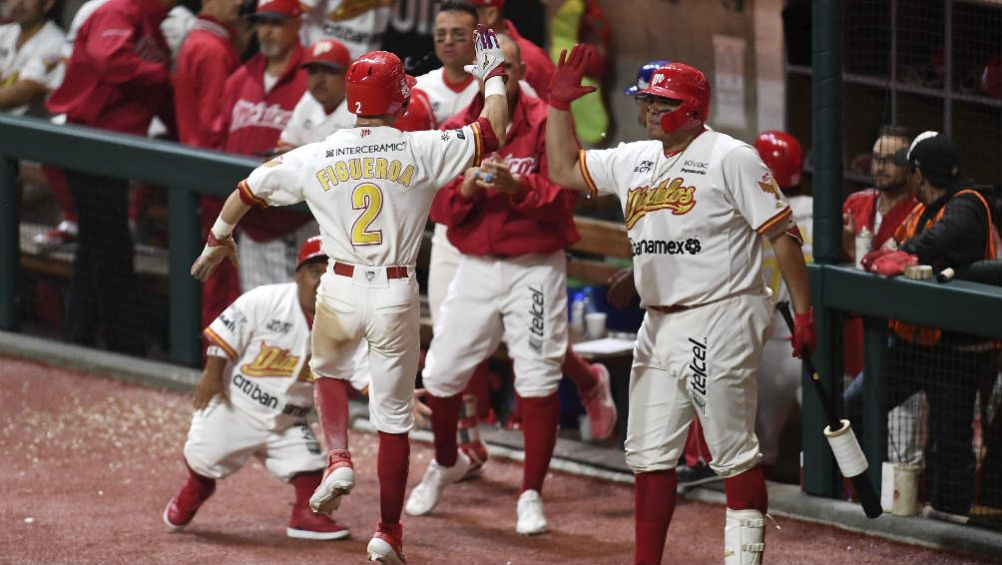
1 356 993 564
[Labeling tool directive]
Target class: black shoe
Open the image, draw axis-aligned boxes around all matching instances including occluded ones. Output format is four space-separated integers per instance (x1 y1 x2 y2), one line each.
676 462 722 488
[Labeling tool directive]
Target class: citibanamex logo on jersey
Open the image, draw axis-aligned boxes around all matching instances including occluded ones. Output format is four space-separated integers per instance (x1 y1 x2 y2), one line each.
629 237 701 256
623 178 696 229
688 336 708 415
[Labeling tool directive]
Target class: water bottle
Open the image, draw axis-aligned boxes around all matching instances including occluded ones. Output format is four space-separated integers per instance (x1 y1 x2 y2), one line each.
570 291 586 337
581 287 597 316
855 225 872 269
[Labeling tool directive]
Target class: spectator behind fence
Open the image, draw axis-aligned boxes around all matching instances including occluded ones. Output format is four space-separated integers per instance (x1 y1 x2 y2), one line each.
46 0 175 356
841 126 926 467
0 0 64 116
881 132 998 521
468 0 553 100
173 0 243 329
213 0 312 303
299 0 391 61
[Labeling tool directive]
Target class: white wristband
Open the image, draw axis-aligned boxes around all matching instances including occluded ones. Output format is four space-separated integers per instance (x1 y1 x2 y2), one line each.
485 75 506 99
211 217 235 239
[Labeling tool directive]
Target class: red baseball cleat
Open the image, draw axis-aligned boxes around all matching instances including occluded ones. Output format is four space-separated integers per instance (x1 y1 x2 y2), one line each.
162 478 215 531
287 503 351 540
581 363 618 441
367 523 406 564
310 450 355 515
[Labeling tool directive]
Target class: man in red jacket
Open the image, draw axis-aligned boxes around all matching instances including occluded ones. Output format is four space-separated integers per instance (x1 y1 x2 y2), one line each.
46 0 175 355
173 0 243 329
211 0 311 319
470 0 553 100
405 34 572 536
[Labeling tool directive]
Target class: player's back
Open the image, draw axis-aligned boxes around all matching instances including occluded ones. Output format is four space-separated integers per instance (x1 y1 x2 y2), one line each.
302 124 480 267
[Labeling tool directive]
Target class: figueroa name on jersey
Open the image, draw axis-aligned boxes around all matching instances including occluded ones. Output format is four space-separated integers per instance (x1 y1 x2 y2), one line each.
241 342 300 377
623 178 697 229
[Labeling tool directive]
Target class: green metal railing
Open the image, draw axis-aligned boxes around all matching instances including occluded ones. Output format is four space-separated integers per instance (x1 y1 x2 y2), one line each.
0 113 259 367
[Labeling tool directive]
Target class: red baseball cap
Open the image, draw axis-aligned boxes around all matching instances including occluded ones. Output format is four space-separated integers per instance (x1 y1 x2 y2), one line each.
253 0 302 20
296 236 327 271
468 0 505 8
302 39 352 72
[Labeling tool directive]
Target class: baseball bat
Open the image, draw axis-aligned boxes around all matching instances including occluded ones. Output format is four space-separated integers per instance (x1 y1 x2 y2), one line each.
776 301 883 519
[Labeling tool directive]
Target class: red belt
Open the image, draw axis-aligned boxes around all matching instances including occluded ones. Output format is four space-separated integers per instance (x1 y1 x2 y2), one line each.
650 304 690 314
333 262 409 279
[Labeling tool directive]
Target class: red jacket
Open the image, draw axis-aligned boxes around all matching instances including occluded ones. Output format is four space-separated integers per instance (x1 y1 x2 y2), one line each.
47 0 171 135
843 188 917 253
431 88 579 256
217 46 309 242
174 15 239 149
216 46 308 157
505 19 554 101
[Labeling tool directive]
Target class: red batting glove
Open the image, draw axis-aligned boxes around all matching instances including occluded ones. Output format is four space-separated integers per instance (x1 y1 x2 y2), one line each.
548 44 598 111
871 250 918 277
791 307 816 359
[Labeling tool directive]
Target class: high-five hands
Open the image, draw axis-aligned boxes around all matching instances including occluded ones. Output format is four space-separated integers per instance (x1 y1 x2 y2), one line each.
464 24 506 83
549 43 598 110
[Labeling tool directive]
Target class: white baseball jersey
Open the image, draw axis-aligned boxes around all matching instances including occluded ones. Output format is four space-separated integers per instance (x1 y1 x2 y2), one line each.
761 194 813 339
203 283 315 431
300 0 393 60
415 66 478 127
279 94 355 147
0 20 65 115
240 122 487 274
581 130 794 308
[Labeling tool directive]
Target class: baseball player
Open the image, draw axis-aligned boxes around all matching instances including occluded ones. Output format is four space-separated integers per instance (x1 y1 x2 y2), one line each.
545 46 816 565
405 34 577 536
190 26 509 563
164 237 350 540
277 38 355 151
755 131 812 474
468 0 553 101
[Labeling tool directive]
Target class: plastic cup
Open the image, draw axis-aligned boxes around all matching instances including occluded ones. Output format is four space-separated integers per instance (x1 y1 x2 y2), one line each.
585 312 607 339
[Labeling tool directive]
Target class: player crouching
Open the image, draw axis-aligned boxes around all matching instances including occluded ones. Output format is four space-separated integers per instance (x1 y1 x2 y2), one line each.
163 237 350 540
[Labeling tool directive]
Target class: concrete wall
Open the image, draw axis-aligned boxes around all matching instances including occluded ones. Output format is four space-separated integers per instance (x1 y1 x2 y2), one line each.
559 0 786 145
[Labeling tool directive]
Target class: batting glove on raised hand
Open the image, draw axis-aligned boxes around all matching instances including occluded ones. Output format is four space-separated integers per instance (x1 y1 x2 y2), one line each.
191 231 239 282
791 307 817 358
548 43 598 110
464 24 506 82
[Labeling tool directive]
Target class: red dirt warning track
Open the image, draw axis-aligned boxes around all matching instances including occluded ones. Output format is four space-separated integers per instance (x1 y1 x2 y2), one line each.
0 356 991 564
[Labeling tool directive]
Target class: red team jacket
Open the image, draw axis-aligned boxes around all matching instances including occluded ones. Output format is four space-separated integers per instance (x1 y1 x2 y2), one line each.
431 89 579 256
216 45 309 242
47 0 171 135
504 19 554 101
174 15 240 148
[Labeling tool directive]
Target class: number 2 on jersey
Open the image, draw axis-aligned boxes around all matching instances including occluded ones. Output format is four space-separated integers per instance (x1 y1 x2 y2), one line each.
351 183 383 246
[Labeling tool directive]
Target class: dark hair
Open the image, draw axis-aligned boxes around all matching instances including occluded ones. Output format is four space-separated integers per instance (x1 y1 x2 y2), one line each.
878 125 913 143
437 1 478 23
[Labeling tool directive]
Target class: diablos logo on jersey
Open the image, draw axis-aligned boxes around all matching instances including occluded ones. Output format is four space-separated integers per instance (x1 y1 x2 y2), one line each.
623 177 697 229
241 342 300 377
757 172 786 209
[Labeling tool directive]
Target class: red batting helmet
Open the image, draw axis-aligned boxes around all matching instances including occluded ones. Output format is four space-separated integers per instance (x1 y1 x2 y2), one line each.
296 236 327 271
394 88 435 132
638 63 710 135
346 51 417 117
754 130 804 189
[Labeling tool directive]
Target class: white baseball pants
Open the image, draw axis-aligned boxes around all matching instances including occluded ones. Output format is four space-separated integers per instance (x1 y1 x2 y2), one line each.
183 399 325 482
625 292 771 477
423 250 568 399
310 265 420 434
